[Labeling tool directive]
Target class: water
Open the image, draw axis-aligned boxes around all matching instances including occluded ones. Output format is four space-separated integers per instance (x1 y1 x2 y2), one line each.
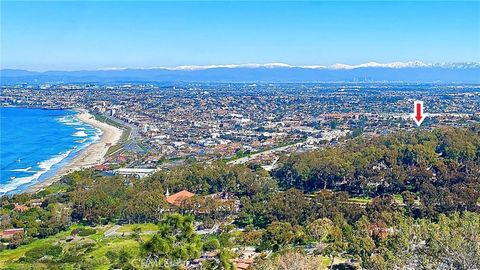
0 107 101 195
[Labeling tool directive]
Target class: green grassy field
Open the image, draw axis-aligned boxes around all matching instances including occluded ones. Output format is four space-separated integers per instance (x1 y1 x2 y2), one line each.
0 224 149 269
348 194 405 205
116 223 159 233
0 225 84 268
348 196 372 204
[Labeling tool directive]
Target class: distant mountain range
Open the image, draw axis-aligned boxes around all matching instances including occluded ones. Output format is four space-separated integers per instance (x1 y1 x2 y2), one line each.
1 61 479 84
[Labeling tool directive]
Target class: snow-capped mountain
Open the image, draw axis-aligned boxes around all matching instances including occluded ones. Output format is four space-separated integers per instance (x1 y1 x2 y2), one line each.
1 61 479 83
98 61 480 71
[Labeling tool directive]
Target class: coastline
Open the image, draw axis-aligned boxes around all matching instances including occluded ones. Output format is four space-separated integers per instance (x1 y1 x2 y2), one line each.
26 109 123 193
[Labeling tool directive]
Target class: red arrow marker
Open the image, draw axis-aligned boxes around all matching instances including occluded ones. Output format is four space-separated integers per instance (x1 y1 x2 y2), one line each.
413 101 425 126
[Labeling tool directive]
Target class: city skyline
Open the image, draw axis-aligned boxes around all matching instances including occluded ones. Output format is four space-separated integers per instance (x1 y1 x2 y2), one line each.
2 1 479 71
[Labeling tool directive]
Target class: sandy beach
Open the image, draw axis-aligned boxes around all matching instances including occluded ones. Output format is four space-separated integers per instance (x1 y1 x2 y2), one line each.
27 110 123 193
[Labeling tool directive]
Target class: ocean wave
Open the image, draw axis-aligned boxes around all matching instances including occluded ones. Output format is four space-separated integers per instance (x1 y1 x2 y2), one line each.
75 127 86 130
92 130 102 141
38 150 71 170
0 173 42 194
73 131 88 137
0 150 72 194
10 167 32 172
57 116 81 126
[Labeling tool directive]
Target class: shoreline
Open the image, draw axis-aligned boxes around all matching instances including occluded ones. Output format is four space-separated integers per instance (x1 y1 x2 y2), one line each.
26 109 123 194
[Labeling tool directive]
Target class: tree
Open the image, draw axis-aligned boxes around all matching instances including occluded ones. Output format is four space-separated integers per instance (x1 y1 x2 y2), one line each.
261 222 305 251
142 214 202 268
266 188 311 225
306 218 334 242
349 216 375 263
122 187 168 224
413 212 480 269
255 250 323 270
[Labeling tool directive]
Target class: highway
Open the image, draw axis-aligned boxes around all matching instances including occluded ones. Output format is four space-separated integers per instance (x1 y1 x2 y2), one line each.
101 114 146 155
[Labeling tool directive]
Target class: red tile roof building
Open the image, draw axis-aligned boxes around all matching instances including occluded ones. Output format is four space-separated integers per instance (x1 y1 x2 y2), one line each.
13 204 29 213
0 228 25 239
166 190 195 206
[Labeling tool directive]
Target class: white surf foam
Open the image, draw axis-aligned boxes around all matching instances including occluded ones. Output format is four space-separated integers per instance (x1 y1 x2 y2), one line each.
10 167 32 172
57 116 81 126
92 128 102 140
0 150 72 194
73 131 88 137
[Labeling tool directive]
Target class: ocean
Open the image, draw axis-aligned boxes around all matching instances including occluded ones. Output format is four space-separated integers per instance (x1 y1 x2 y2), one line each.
0 107 101 195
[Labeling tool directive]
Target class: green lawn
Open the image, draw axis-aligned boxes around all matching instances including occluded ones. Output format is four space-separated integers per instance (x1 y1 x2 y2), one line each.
0 222 154 269
0 226 76 267
349 194 405 205
116 223 159 233
0 224 111 268
88 238 140 259
348 196 372 204
393 194 404 204
35 183 70 197
320 256 332 268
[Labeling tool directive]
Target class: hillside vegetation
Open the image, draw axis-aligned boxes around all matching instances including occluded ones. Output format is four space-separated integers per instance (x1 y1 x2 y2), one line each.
1 126 479 269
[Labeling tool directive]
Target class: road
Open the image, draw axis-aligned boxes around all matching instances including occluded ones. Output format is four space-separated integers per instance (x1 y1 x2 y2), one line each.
104 225 121 237
227 141 305 165
103 224 218 237
102 114 146 155
108 115 139 140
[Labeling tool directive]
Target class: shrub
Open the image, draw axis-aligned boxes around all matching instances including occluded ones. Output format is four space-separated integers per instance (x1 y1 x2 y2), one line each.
21 246 47 262
203 238 221 251
46 245 63 257
78 228 97 237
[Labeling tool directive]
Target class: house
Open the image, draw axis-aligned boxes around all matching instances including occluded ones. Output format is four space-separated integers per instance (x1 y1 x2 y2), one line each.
201 251 219 260
368 222 395 239
231 246 259 269
232 258 254 270
166 190 195 206
94 164 109 171
0 228 25 239
13 204 29 213
29 198 44 207
205 192 241 212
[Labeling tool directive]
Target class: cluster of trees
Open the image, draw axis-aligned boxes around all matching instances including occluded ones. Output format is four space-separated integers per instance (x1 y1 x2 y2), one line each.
180 196 238 227
1 126 479 269
0 200 71 248
253 208 480 270
149 161 274 197
239 199 480 269
64 161 274 226
273 126 480 217
3 213 237 269
255 250 327 270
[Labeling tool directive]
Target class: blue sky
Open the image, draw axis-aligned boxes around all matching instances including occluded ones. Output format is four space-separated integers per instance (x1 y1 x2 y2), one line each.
1 1 479 71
